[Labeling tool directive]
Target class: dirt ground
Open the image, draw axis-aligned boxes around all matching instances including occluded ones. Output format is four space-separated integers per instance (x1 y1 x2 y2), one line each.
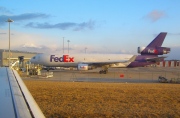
24 80 180 118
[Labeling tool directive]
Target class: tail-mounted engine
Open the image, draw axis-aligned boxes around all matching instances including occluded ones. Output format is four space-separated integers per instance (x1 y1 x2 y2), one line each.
138 47 170 55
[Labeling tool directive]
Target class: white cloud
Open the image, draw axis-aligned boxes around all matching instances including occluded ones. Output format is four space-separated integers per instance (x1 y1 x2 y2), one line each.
145 10 166 22
22 43 41 48
0 29 57 49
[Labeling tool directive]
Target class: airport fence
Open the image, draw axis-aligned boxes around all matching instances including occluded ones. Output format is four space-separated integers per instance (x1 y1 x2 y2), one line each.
40 67 180 83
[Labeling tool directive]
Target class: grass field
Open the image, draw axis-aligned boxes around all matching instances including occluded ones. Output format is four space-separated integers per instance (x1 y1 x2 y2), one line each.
24 80 180 118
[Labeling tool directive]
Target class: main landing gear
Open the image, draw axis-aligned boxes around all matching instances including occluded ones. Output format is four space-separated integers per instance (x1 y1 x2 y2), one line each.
99 66 108 74
99 70 108 74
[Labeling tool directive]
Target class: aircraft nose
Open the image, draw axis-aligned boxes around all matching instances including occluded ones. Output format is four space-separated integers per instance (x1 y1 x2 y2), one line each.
30 58 33 63
30 56 35 63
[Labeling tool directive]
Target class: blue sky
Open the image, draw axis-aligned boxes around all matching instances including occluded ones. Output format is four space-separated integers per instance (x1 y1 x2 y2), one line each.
0 0 180 59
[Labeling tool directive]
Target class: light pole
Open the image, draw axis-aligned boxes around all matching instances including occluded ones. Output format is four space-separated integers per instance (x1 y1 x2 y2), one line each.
6 18 13 67
85 47 87 54
67 40 70 53
63 37 64 53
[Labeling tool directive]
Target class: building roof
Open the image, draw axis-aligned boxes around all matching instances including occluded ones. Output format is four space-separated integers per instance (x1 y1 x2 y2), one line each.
0 49 40 54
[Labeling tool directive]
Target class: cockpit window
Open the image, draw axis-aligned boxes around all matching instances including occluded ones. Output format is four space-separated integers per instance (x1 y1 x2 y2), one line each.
33 56 36 59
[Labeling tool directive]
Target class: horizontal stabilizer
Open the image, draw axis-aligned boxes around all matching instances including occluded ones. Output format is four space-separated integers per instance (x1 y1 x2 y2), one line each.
146 56 167 62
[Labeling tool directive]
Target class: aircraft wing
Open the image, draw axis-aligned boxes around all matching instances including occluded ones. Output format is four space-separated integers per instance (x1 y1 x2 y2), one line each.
0 67 45 118
82 55 137 66
146 56 167 62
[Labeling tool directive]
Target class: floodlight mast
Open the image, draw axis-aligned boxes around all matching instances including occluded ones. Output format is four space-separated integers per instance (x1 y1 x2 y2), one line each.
6 18 13 67
67 40 70 53
85 47 87 54
63 37 64 53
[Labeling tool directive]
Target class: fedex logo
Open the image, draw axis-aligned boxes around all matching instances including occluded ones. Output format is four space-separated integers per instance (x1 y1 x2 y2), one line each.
50 55 74 62
148 49 158 54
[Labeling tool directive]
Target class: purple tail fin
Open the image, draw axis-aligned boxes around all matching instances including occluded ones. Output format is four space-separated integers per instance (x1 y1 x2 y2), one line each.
138 32 170 55
147 32 167 48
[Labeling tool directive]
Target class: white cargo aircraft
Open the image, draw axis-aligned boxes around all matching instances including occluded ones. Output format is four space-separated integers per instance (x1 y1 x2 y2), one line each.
30 32 170 74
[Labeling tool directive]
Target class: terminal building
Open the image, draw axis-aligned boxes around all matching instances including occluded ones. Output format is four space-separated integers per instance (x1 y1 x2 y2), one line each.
0 49 38 67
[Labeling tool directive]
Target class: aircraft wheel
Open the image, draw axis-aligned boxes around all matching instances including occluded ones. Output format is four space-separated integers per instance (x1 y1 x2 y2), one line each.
99 70 102 74
99 70 108 74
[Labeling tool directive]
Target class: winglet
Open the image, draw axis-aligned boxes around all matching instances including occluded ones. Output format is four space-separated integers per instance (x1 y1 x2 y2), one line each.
127 55 137 62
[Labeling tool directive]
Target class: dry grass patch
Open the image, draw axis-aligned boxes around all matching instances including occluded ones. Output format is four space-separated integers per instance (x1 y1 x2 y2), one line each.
24 80 180 118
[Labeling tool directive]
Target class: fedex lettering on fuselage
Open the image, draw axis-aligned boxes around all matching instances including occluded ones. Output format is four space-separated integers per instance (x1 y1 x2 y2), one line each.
50 55 74 62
